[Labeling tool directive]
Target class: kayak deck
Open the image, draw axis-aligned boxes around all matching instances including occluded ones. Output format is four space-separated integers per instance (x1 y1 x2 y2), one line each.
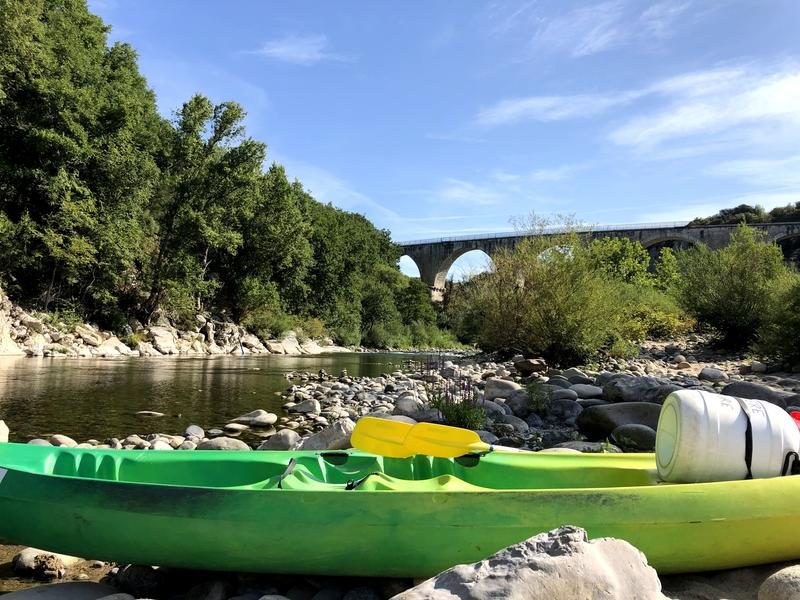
2 443 800 576
2 443 661 491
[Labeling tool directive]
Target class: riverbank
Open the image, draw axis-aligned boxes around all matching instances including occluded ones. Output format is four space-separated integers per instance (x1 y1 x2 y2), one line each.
2 348 800 598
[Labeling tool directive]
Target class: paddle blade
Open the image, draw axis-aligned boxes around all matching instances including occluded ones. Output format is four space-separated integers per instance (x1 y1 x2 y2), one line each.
405 422 490 458
351 416 415 458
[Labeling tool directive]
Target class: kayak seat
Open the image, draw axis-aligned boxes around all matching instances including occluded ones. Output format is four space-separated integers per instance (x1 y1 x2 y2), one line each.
50 450 120 481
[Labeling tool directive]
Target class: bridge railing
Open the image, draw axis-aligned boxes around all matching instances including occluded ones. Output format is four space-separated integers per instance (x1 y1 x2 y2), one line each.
397 221 692 246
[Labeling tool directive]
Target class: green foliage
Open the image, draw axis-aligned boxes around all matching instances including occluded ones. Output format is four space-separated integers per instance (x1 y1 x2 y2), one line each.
0 0 455 349
526 381 552 414
587 237 651 285
616 284 693 341
466 227 624 365
675 225 792 347
653 247 681 292
427 381 485 430
692 202 800 225
755 275 800 367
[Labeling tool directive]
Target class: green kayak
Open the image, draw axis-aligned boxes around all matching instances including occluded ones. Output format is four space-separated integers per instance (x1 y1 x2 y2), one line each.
1 442 799 576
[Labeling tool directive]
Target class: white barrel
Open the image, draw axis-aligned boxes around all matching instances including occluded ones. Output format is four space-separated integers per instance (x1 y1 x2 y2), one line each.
656 389 800 483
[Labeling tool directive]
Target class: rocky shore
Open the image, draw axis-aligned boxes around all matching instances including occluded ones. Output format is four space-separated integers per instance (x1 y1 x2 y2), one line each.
0 287 355 359
3 343 800 598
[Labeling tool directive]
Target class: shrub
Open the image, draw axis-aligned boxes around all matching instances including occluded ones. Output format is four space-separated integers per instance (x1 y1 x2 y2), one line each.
468 227 624 365
587 237 652 285
427 379 485 430
653 247 681 292
755 275 800 367
526 381 552 414
675 225 792 347
616 284 693 341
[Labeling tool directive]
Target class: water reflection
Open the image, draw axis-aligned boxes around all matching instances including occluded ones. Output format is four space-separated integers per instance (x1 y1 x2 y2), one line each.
0 353 422 443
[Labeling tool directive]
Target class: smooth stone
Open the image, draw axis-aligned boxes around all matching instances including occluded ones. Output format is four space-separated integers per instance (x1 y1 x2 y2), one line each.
178 440 197 450
135 410 165 417
569 384 603 399
504 389 531 418
224 422 249 432
233 409 278 427
545 398 583 425
610 424 657 452
513 358 547 376
550 388 578 401
184 424 205 438
394 526 665 599
499 414 529 434
602 374 683 405
759 564 800 600
721 381 793 408
196 437 251 451
483 378 522 401
699 367 729 382
576 402 662 441
257 429 302 451
290 399 321 414
49 434 77 447
28 438 52 446
149 440 173 451
298 418 355 451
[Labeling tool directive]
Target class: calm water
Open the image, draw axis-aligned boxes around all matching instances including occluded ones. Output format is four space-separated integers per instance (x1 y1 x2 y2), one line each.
0 353 426 444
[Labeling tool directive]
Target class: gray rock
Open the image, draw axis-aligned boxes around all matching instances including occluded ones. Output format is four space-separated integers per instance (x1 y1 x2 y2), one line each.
504 389 531 418
499 414 529 433
513 358 547 376
483 378 522 401
20 312 44 333
394 525 665 600
550 388 578 400
258 429 302 451
576 402 662 441
27 438 52 446
233 409 278 427
50 434 78 447
478 398 506 418
750 360 768 374
759 564 800 600
114 564 169 598
393 395 423 417
178 440 197 450
525 413 544 428
699 367 729 382
569 384 603 399
196 437 251 451
602 374 682 404
150 439 173 451
721 381 793 408
610 424 657 452
476 430 499 445
184 424 205 438
12 548 81 580
299 418 356 451
545 398 583 425
290 399 321 414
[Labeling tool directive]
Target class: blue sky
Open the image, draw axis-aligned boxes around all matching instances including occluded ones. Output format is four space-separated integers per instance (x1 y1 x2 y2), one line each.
89 1 800 278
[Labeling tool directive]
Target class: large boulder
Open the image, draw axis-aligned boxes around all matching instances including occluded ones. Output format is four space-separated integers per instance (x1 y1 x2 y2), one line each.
298 418 355 451
394 526 666 600
12 548 82 580
74 324 103 347
544 398 583 426
576 402 662 441
96 336 132 357
290 399 321 414
258 429 302 451
602 375 682 405
484 378 522 401
504 389 531 418
721 381 793 409
759 564 800 600
610 424 657 452
513 358 547 376
147 326 178 355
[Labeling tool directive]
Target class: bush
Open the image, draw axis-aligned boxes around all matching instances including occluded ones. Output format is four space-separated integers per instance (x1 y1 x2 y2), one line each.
468 228 624 365
427 380 485 430
756 275 800 367
587 237 652 285
675 225 792 347
616 284 693 341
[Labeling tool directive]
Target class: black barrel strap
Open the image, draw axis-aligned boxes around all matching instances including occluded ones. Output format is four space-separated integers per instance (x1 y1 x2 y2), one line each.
782 452 800 476
734 398 754 480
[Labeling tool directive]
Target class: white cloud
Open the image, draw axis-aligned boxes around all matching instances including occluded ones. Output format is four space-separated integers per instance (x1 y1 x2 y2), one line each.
252 34 350 65
476 92 640 126
639 2 692 39
437 178 505 206
534 1 627 58
610 68 800 148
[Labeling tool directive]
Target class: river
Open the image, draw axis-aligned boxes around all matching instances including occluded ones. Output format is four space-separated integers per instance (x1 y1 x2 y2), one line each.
0 353 431 444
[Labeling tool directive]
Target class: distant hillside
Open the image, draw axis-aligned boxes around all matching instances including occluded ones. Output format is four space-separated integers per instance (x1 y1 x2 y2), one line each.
691 202 800 225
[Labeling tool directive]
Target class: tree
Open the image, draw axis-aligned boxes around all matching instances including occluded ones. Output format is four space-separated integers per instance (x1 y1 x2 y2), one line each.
587 237 652 285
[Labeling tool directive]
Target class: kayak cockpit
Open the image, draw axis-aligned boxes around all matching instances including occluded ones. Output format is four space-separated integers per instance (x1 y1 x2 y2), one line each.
5 444 663 491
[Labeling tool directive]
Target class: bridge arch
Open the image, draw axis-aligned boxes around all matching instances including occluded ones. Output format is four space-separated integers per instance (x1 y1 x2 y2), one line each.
776 233 800 269
642 237 698 267
398 254 421 278
431 246 494 300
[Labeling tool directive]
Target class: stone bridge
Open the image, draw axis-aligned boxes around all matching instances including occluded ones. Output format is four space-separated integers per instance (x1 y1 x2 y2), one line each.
398 221 800 300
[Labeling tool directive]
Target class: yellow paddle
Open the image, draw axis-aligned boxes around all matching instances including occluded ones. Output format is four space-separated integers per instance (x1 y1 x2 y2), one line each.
351 417 528 458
